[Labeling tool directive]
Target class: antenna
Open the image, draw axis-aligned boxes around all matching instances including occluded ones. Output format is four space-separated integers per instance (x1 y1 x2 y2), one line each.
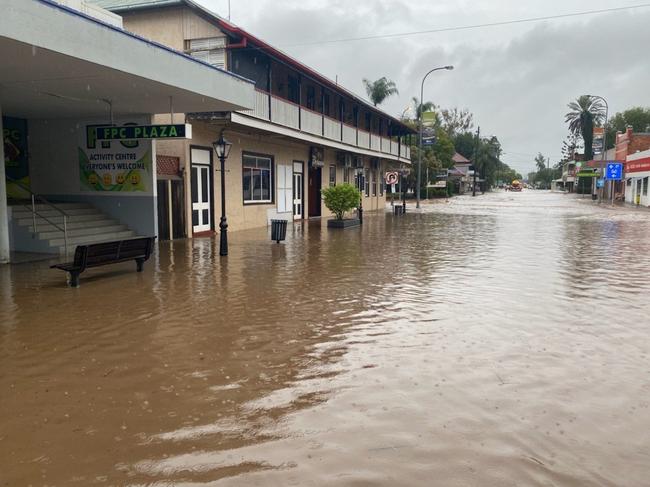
228 0 231 20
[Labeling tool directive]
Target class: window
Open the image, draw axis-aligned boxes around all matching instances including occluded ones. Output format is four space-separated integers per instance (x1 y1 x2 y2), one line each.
372 170 377 196
344 168 350 184
243 153 273 203
186 37 226 69
380 171 384 196
329 165 336 187
306 86 316 110
364 169 370 196
288 75 299 104
323 93 331 117
644 177 648 195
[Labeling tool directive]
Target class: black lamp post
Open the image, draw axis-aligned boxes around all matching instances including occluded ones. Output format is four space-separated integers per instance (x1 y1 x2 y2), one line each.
213 131 232 256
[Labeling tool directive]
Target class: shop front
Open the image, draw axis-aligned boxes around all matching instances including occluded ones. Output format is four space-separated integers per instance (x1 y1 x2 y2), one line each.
1 0 253 263
624 150 650 207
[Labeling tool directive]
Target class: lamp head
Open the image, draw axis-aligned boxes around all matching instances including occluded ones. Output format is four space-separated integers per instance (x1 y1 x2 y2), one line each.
213 131 232 160
445 65 454 70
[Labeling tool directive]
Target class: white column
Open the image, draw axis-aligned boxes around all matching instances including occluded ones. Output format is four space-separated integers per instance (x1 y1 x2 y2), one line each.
0 104 10 264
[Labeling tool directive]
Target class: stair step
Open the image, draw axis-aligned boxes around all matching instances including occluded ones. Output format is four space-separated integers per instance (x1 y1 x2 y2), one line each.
15 213 105 226
38 224 128 240
11 202 92 212
26 218 117 233
50 230 137 248
12 207 99 219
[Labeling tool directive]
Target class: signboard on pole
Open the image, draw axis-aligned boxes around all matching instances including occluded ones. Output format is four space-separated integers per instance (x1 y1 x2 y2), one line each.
422 111 436 127
605 162 623 180
422 136 436 147
596 178 605 188
385 172 399 185
592 127 604 155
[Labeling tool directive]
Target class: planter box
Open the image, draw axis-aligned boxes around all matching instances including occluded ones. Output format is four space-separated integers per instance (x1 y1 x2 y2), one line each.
327 218 361 229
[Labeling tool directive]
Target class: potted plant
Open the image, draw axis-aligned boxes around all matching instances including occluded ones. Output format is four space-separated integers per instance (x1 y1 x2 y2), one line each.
321 183 362 228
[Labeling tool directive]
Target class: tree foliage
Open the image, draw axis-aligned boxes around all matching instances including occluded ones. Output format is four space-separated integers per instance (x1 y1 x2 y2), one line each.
439 108 474 137
362 77 399 107
535 152 547 172
605 106 650 149
410 97 436 120
565 95 606 161
321 183 361 220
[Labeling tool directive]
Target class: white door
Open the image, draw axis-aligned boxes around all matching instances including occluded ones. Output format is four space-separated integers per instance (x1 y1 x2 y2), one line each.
293 173 303 219
191 148 212 233
277 164 293 215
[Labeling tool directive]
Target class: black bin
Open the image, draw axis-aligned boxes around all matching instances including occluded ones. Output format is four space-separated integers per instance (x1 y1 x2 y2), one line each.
271 219 288 243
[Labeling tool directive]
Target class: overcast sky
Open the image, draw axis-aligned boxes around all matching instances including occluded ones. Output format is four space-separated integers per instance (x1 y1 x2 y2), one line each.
197 0 650 174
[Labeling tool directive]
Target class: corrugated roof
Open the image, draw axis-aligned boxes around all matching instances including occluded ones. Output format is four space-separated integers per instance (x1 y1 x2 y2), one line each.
91 0 183 11
452 152 471 164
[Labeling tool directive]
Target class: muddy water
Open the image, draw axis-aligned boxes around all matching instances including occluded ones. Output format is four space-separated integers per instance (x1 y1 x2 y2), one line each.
1 191 649 486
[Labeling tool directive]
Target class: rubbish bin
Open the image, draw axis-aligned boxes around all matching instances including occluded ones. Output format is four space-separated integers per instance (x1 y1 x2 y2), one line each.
592 193 597 200
270 219 288 243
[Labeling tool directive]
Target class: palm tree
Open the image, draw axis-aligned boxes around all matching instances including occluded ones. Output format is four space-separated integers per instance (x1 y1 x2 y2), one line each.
411 97 436 120
362 77 399 106
565 95 605 161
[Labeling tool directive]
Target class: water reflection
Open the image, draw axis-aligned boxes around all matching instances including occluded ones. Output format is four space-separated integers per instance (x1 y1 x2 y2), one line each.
1 192 649 486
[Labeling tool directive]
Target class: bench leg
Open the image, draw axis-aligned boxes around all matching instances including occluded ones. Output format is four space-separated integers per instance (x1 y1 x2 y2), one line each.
69 272 80 287
136 258 145 272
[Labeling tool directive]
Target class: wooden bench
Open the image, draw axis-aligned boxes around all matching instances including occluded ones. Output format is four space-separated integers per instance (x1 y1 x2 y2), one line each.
51 237 155 287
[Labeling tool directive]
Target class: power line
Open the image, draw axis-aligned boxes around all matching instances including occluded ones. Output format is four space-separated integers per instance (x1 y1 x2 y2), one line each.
280 3 650 47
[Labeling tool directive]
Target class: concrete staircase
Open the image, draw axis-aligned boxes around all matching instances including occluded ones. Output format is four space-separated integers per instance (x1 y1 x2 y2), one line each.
10 202 137 255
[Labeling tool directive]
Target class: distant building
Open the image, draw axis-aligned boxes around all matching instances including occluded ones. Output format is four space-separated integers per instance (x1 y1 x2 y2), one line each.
617 127 650 202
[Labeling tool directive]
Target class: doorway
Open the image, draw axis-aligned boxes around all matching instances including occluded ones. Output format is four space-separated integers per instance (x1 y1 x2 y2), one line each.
190 147 213 234
157 179 185 240
308 165 322 217
293 161 304 220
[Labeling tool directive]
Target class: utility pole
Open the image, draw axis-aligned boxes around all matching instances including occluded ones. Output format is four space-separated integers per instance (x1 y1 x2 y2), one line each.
472 126 480 197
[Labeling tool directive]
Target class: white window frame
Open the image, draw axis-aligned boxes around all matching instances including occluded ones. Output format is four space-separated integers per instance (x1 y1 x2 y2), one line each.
329 164 336 187
243 153 273 204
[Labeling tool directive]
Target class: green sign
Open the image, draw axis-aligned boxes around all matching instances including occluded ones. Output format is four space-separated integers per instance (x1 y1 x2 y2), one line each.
577 171 598 177
3 116 31 198
95 124 191 141
422 111 436 127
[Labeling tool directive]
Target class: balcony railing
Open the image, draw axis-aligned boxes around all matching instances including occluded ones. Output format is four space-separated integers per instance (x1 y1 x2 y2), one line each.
301 106 322 136
358 129 370 149
342 124 356 145
237 90 410 160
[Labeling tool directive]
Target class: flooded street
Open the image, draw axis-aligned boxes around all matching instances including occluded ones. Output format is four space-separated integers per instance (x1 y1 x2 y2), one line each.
1 191 650 486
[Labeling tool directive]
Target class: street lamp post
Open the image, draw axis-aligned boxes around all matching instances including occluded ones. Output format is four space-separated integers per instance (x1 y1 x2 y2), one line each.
213 131 232 256
417 65 453 209
587 94 608 203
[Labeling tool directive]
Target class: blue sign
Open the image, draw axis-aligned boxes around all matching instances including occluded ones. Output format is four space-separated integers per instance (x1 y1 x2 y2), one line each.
596 178 604 188
422 136 436 147
605 162 623 180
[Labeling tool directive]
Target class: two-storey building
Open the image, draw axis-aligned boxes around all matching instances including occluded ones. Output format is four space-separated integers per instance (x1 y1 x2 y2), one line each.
93 0 415 238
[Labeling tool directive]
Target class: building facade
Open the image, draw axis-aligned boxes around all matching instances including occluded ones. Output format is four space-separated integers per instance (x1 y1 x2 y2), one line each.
1 0 254 262
93 0 415 238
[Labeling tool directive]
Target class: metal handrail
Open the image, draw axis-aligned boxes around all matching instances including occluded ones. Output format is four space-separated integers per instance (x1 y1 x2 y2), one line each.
6 175 69 255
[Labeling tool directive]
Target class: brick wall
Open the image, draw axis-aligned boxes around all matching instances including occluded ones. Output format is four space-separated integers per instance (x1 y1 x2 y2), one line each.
616 127 650 161
157 155 180 177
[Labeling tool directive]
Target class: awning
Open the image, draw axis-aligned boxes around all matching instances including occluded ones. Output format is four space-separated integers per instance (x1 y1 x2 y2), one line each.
0 0 255 119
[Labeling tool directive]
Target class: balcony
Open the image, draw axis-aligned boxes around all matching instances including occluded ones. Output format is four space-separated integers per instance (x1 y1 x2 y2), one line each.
238 88 411 161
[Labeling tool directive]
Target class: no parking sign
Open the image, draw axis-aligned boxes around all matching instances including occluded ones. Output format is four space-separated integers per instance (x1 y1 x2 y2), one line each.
385 172 399 185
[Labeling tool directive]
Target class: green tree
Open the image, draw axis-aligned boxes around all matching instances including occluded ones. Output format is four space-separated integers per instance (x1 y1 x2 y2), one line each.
565 95 605 161
605 107 650 148
362 77 399 107
439 107 474 137
535 153 547 172
321 184 361 220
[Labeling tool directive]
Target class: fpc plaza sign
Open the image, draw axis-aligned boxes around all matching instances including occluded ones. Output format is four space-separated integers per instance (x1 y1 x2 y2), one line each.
95 124 192 141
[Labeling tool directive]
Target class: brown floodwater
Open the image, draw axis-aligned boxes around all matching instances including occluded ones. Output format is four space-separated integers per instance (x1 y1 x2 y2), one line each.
1 191 649 486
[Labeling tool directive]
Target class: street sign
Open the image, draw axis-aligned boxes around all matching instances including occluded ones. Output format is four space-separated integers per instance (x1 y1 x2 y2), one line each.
385 172 399 185
605 162 623 180
596 178 605 188
575 161 583 168
422 136 436 147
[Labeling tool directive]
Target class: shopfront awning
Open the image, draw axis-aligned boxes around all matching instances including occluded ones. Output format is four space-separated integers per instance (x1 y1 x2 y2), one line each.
0 0 255 119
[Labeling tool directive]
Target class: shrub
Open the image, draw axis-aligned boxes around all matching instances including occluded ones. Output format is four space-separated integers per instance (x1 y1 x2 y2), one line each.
321 183 361 220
